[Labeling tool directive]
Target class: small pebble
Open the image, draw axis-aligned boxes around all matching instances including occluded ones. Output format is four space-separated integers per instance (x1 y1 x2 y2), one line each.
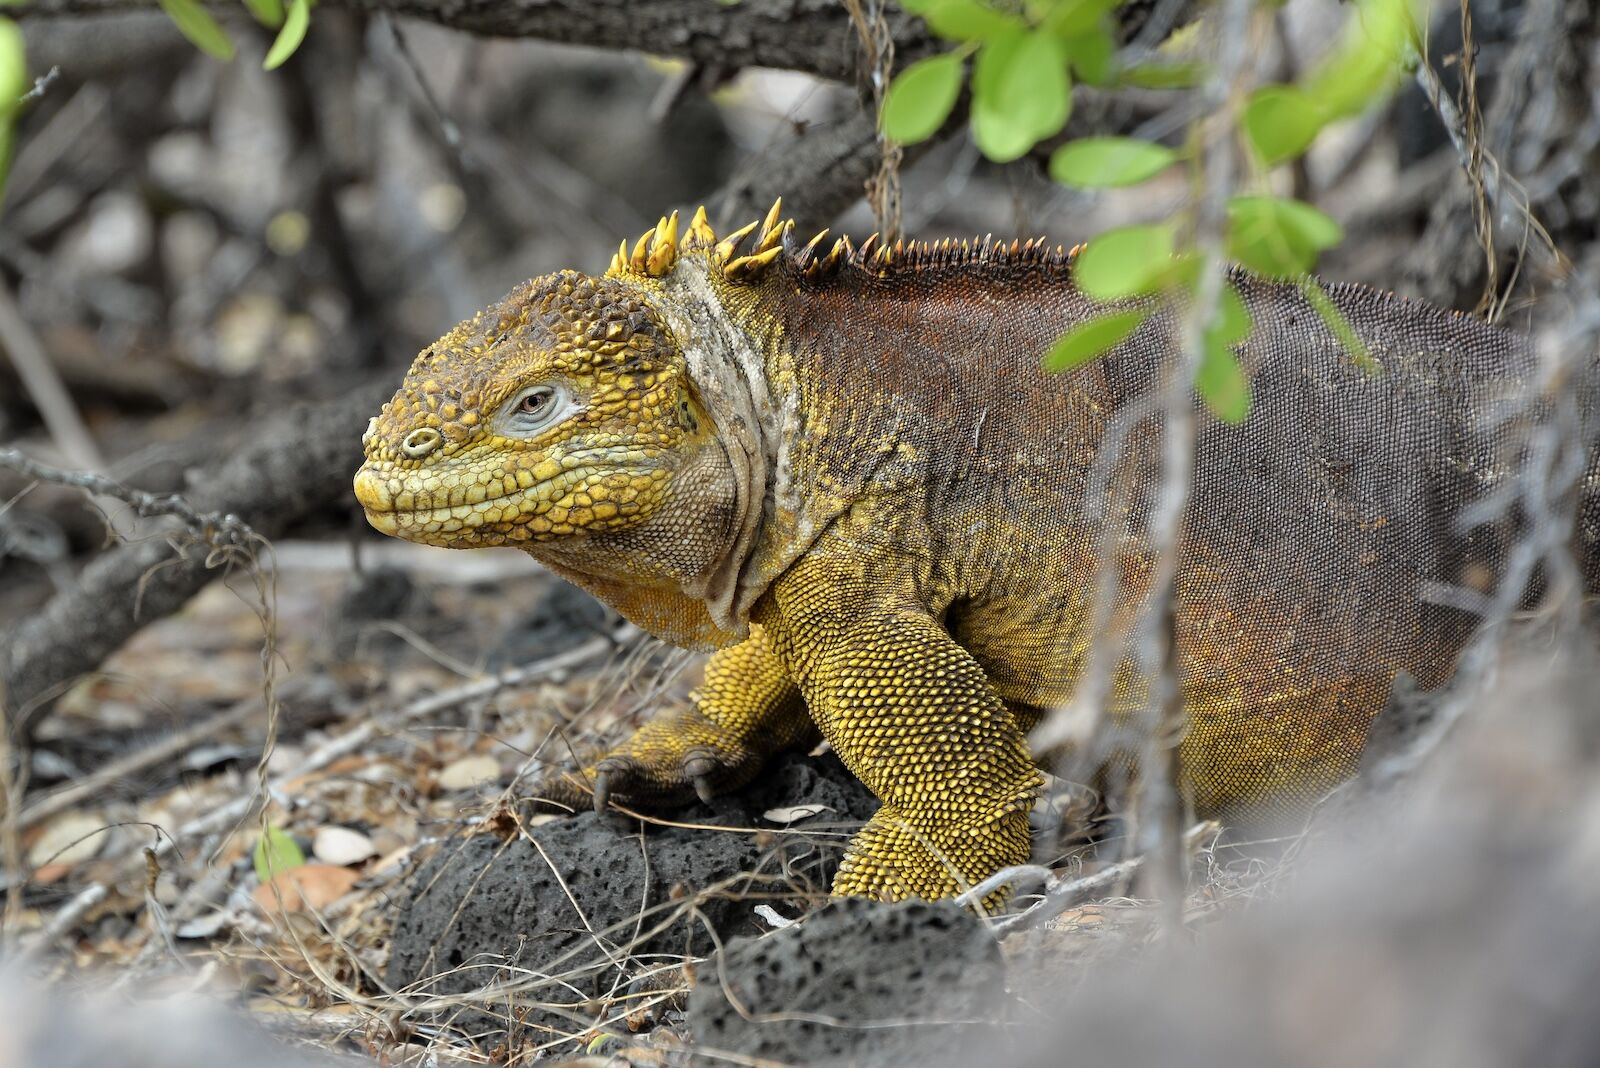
312 826 378 867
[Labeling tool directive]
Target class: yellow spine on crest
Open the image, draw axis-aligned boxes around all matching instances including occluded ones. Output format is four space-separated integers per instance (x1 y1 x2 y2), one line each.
686 204 717 248
629 227 657 274
647 211 679 276
713 220 760 266
757 197 783 248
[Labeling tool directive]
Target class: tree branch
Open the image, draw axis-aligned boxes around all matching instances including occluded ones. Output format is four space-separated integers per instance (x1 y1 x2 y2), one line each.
1 380 390 741
10 0 937 84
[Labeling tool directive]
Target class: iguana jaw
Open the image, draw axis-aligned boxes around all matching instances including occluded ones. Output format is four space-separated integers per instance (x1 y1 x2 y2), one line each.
354 444 666 545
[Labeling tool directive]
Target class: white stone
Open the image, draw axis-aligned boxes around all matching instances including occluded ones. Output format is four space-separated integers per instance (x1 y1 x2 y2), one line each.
312 826 378 867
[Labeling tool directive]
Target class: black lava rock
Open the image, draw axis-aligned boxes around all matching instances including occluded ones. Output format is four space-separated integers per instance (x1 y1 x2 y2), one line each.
385 751 878 1049
689 897 1011 1067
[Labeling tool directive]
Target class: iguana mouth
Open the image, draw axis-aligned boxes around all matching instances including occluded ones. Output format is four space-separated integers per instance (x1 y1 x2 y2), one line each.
354 447 659 538
354 465 611 517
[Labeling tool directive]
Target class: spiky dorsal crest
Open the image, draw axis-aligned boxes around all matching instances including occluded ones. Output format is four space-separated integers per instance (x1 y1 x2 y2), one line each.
605 197 1081 285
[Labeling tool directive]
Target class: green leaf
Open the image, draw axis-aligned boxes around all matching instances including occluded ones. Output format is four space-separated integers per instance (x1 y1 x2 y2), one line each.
253 825 306 882
1197 346 1250 424
0 17 25 107
1042 307 1152 373
882 52 965 146
1303 0 1420 119
970 101 1030 163
1204 281 1252 349
263 0 311 70
1299 277 1379 373
0 122 12 201
1227 195 1343 278
586 1034 621 1056
1242 85 1326 166
1049 136 1178 188
241 0 285 28
1061 27 1113 86
1039 0 1121 38
914 0 1026 41
0 16 22 199
1119 61 1206 89
159 0 236 60
1074 224 1176 300
1198 283 1252 423
970 29 1070 163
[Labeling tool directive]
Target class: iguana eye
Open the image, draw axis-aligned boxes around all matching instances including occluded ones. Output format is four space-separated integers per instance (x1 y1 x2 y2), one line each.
518 388 554 415
503 383 574 436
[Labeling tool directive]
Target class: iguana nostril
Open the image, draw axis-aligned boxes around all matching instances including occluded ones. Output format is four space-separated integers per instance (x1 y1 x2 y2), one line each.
401 427 443 458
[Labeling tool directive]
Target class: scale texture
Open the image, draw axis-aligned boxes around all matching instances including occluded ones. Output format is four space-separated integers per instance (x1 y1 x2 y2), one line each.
355 205 1600 902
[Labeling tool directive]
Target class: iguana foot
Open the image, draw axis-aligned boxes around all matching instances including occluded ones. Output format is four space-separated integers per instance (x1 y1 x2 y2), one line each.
527 705 768 814
528 626 816 816
588 704 772 810
831 803 1033 905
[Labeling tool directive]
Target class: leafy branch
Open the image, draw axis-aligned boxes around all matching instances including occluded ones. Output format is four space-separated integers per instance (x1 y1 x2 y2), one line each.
879 0 1423 420
155 0 313 68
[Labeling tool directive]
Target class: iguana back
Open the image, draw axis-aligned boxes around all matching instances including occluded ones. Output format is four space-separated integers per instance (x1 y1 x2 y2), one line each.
733 251 1591 815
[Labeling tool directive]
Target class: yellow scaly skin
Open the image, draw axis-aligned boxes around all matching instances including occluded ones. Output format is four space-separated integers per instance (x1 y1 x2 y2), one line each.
355 203 1562 902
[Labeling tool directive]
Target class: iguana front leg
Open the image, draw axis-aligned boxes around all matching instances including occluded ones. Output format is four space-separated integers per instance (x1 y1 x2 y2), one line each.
551 625 818 810
758 555 1044 903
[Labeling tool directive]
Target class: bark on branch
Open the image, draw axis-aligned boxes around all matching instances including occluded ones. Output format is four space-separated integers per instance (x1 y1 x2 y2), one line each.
2 381 390 741
11 0 937 84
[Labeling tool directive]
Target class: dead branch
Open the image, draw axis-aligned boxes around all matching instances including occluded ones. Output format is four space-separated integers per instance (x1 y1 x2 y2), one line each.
8 0 940 84
0 448 258 548
11 0 1200 105
959 821 1220 938
1 380 391 740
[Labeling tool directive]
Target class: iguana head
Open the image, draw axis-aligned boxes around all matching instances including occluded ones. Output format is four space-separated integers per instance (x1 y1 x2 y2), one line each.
354 202 825 645
354 267 718 547
354 252 760 647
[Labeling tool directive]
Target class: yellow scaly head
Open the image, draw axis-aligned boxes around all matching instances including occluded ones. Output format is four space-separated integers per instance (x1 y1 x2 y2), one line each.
353 268 719 556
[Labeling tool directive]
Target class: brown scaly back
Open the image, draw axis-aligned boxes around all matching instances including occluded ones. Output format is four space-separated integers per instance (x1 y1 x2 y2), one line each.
603 198 1082 287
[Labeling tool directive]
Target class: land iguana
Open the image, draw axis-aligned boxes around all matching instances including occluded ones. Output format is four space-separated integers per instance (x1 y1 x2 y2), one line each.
354 202 1600 902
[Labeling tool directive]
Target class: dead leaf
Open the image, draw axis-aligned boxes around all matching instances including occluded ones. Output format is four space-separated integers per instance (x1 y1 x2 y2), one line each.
32 863 72 885
28 812 108 868
252 864 361 913
761 804 832 824
437 754 501 791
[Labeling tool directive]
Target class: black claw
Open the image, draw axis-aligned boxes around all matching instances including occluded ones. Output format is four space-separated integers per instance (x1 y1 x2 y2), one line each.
593 771 612 813
693 775 716 805
682 753 718 804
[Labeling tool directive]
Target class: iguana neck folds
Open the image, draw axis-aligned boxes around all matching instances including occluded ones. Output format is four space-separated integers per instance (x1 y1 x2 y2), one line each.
653 258 803 639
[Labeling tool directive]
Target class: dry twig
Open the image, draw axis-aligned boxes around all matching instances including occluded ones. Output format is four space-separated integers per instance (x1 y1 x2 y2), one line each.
958 821 1220 938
